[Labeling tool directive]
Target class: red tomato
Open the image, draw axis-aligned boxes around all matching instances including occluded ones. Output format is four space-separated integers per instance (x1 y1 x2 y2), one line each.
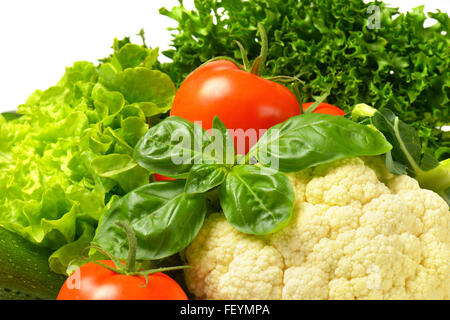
154 173 175 181
170 60 301 154
57 260 188 300
302 102 346 116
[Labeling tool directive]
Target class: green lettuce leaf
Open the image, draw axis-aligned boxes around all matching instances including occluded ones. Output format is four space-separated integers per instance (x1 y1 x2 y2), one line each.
0 37 175 275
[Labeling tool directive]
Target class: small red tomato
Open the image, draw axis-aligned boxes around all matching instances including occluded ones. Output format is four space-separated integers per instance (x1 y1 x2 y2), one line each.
57 260 188 300
170 60 301 154
302 102 346 116
154 173 175 181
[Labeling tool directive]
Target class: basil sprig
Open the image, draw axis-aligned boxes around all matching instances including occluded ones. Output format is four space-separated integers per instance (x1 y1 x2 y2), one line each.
97 113 392 260
94 180 206 260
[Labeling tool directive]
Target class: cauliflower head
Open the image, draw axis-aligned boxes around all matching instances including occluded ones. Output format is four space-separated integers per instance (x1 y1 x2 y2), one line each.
184 157 450 300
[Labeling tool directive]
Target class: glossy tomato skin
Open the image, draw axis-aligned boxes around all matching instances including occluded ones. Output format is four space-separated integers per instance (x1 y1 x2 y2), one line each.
302 102 346 116
170 60 301 154
57 260 188 300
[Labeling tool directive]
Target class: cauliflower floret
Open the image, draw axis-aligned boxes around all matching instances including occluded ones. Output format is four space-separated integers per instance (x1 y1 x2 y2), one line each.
184 157 450 300
184 213 285 299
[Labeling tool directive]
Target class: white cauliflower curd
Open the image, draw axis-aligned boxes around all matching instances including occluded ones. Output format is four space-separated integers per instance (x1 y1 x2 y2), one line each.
184 157 450 300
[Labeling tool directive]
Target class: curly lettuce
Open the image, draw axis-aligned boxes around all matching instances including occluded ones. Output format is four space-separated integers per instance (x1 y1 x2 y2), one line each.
0 40 175 274
158 0 449 160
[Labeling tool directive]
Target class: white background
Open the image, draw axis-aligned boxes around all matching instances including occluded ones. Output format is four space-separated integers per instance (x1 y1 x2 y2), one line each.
0 0 448 112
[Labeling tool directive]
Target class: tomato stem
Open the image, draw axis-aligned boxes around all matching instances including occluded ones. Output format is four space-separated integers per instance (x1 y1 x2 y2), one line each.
290 83 305 113
303 91 329 114
137 265 192 288
83 244 123 270
255 23 269 76
116 222 137 273
92 260 125 274
250 56 262 75
77 223 191 287
265 75 305 84
200 56 247 72
232 40 251 70
303 74 338 113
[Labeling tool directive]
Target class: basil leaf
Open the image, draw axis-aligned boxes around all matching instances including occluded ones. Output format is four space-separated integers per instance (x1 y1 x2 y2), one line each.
212 116 235 165
94 180 207 260
219 165 294 235
185 164 229 194
134 116 217 178
250 113 392 172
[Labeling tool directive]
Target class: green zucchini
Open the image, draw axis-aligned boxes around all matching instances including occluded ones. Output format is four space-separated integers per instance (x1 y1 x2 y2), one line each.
0 227 66 300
